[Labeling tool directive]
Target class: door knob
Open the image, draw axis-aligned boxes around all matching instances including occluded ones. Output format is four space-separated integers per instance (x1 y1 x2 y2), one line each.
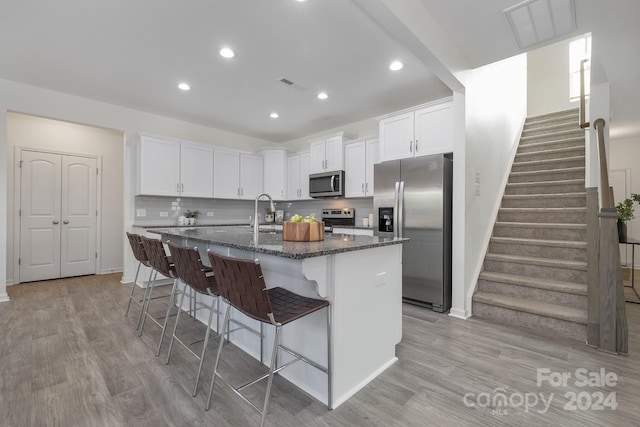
53 220 59 224
63 220 69 224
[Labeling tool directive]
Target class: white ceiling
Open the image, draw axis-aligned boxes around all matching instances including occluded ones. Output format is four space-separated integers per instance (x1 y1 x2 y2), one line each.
0 0 638 142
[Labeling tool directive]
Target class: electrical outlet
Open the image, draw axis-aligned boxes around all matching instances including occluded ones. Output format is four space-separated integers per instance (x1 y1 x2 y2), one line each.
160 212 168 217
207 211 214 217
375 272 386 288
136 209 146 217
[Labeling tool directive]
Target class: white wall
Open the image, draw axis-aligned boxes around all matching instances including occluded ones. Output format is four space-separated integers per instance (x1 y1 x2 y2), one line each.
282 117 379 150
527 39 576 116
0 77 273 298
455 54 528 317
7 113 124 283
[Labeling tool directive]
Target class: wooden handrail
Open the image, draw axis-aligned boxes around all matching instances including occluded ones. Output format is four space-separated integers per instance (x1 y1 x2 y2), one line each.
579 59 590 129
594 118 611 208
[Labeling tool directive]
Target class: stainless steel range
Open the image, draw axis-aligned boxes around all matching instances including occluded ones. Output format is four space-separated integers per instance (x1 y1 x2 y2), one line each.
321 208 355 232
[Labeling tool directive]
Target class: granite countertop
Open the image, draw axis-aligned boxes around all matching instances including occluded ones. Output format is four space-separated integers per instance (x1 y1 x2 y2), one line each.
133 223 373 230
147 226 406 259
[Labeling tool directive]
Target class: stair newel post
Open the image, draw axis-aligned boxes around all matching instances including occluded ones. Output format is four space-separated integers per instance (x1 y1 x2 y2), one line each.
586 187 599 346
597 208 628 353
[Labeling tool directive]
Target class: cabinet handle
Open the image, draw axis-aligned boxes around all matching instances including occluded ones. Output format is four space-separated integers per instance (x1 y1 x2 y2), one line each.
409 141 413 153
415 140 419 152
362 183 365 193
237 188 240 196
63 220 69 224
53 220 59 225
181 183 184 192
366 182 369 193
241 188 243 196
177 183 180 193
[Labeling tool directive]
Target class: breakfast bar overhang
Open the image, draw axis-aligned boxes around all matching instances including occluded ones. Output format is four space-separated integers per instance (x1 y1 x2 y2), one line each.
150 226 406 409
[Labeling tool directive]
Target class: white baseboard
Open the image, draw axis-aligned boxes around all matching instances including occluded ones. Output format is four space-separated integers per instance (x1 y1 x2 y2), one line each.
0 293 10 302
449 307 470 320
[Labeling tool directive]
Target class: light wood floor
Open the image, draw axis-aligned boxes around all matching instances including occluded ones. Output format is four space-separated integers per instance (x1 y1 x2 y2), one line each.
2 273 639 426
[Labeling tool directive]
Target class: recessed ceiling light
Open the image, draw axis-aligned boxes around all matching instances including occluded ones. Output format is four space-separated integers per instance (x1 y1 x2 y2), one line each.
219 47 235 59
178 82 191 91
295 0 309 2
270 112 279 119
389 61 404 71
317 92 328 100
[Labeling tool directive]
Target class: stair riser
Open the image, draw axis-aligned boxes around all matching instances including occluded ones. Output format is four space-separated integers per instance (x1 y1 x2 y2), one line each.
488 242 587 262
522 126 583 138
515 148 584 162
493 225 586 241
497 210 586 224
520 131 585 144
511 158 585 172
517 140 584 154
484 259 587 283
477 279 587 310
501 196 586 208
525 112 578 125
472 302 587 341
509 169 584 183
505 183 585 195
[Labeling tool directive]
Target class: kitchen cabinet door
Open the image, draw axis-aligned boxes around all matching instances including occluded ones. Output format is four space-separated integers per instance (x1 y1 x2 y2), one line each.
365 138 379 196
309 139 326 174
379 112 414 162
287 155 301 200
180 141 214 197
324 135 344 171
262 149 287 200
213 149 240 199
137 136 181 196
344 141 366 198
299 152 311 199
239 153 264 200
414 103 453 157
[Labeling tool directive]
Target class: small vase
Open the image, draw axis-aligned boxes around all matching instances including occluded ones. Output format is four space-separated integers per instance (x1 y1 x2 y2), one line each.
618 220 627 243
178 215 187 226
265 213 274 223
188 217 196 226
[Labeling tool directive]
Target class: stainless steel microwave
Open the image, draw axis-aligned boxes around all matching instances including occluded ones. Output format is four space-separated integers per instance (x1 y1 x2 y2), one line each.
309 171 344 198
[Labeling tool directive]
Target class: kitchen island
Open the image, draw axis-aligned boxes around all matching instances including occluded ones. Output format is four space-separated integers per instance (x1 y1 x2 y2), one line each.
149 225 405 409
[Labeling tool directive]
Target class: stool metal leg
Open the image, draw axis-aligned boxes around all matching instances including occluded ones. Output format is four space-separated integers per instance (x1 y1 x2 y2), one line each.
206 302 232 411
165 281 188 365
138 270 159 336
193 295 217 397
156 277 179 357
125 261 141 317
261 323 282 427
326 305 332 410
135 268 156 330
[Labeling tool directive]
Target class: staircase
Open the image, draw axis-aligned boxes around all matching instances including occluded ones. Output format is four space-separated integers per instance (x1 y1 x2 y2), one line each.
472 108 588 342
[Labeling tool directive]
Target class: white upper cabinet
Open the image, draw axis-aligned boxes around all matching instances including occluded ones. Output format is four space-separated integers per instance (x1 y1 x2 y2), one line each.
213 149 263 199
213 148 240 199
240 153 264 200
287 152 311 200
345 137 379 198
379 98 453 162
261 149 287 200
309 132 352 174
135 134 213 198
180 141 214 197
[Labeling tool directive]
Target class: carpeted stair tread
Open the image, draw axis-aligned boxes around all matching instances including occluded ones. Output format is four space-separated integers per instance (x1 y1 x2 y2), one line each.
484 253 587 271
515 145 584 158
499 207 586 213
510 167 585 178
495 221 586 230
506 179 584 187
503 192 585 201
490 236 587 249
473 291 587 324
525 108 578 122
520 129 584 143
512 155 585 168
479 271 587 295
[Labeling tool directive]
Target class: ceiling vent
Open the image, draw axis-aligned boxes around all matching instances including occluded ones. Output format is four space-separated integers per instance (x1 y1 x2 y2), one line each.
278 77 308 93
504 0 576 49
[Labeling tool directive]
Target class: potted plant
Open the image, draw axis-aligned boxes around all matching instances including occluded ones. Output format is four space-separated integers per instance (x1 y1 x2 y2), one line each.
264 207 275 223
184 209 200 226
616 195 638 243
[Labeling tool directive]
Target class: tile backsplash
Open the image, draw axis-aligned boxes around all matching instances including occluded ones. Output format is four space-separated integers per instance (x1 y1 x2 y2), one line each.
134 195 374 226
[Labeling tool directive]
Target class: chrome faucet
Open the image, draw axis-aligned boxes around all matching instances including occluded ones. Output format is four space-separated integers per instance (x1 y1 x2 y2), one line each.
254 193 275 240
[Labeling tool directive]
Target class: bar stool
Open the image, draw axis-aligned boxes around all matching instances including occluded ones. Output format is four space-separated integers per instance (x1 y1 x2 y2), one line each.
124 232 154 325
138 236 178 341
165 241 220 397
206 251 331 427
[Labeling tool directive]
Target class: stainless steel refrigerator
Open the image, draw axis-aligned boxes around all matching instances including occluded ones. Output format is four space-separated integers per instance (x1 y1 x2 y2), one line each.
373 154 452 312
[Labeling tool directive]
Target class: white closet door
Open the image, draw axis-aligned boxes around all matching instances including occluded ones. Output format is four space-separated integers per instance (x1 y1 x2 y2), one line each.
19 151 62 282
61 155 97 277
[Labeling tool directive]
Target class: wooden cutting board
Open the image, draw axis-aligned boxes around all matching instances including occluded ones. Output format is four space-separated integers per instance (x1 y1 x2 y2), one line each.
283 221 325 241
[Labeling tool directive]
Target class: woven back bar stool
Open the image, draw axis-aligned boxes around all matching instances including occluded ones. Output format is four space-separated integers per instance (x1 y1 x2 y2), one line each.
206 251 331 427
164 241 220 397
124 232 154 324
138 236 178 341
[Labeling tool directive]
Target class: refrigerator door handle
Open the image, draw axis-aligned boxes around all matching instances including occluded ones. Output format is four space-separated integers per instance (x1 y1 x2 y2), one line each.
393 182 400 238
398 181 405 238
